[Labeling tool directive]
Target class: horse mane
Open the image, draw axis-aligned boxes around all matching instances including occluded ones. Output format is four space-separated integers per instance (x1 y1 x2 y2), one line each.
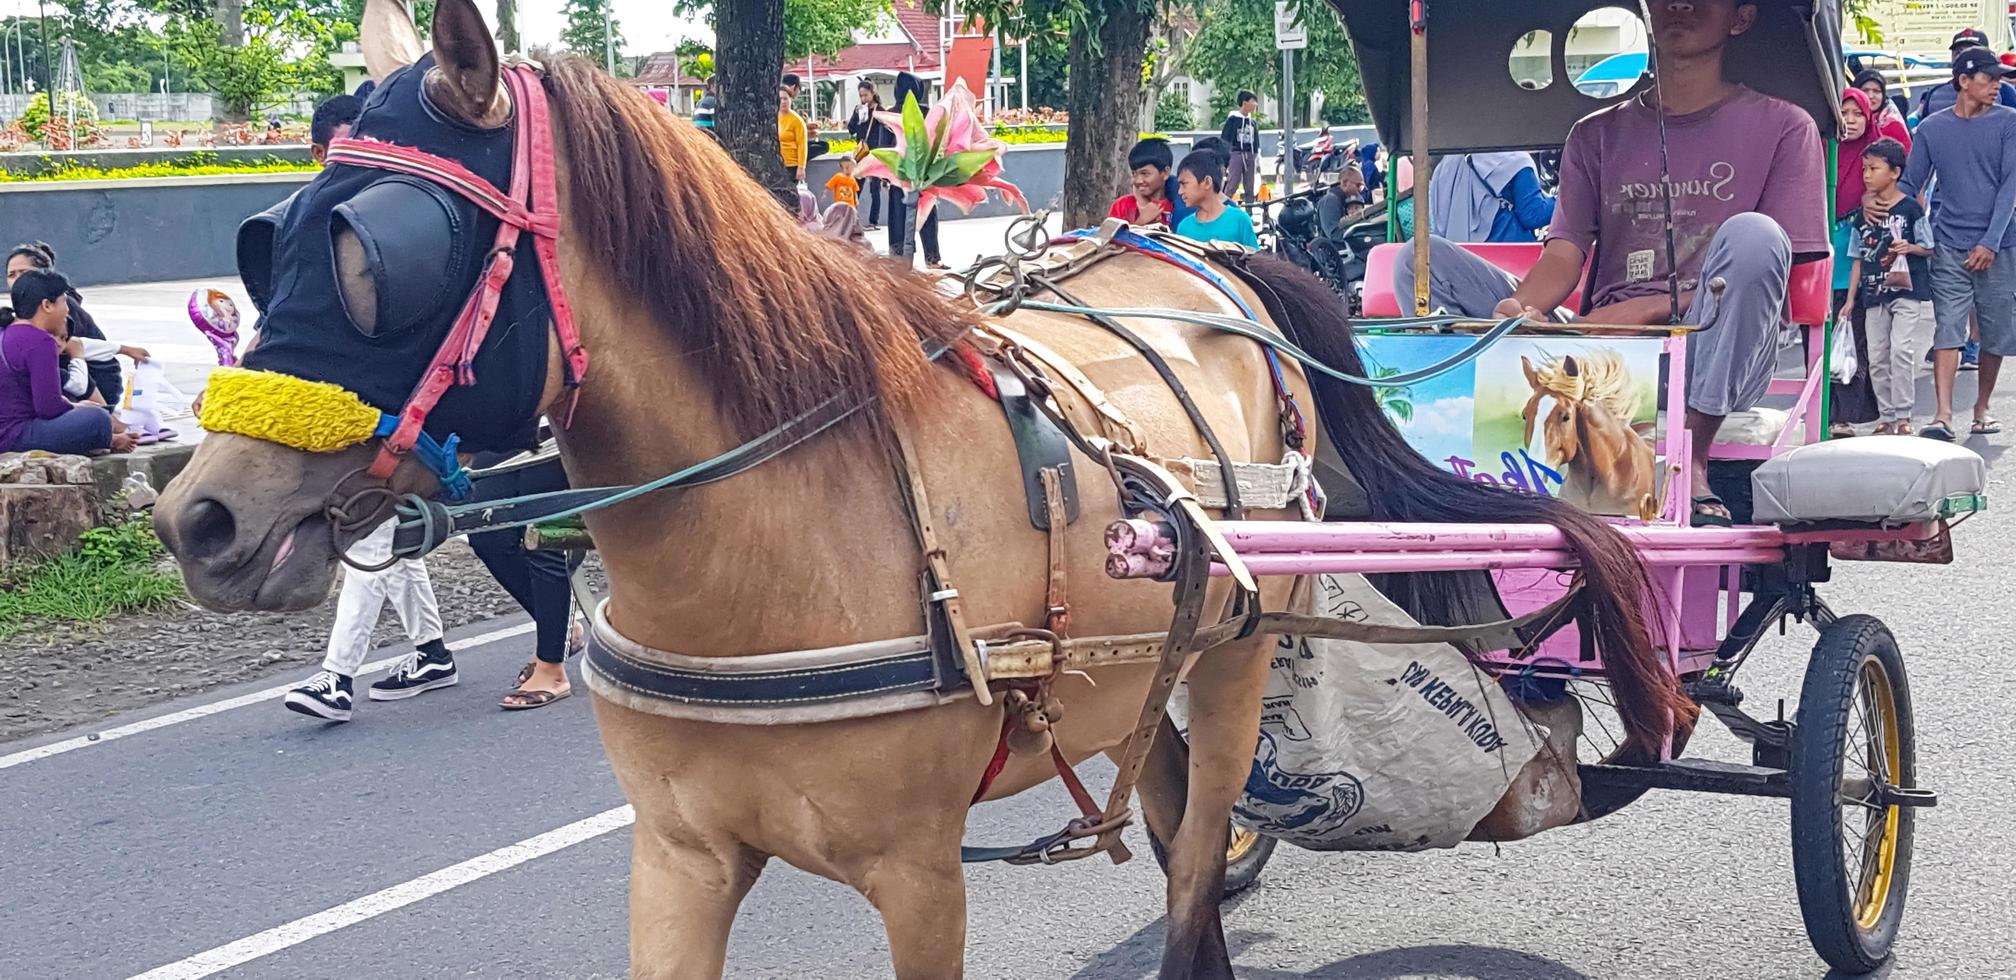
1533 351 1638 423
541 57 976 436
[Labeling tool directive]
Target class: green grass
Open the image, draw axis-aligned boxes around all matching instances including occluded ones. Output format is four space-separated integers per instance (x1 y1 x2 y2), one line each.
0 514 186 638
0 156 316 183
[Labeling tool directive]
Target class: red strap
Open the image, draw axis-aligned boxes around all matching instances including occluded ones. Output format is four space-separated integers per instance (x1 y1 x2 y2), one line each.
355 64 587 479
970 711 1016 804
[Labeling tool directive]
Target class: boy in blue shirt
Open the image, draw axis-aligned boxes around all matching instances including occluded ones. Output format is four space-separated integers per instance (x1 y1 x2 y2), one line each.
1174 150 1258 248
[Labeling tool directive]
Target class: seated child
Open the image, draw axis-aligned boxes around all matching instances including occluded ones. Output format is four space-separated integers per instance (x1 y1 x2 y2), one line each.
1841 139 1934 435
1174 150 1259 248
1107 137 1193 229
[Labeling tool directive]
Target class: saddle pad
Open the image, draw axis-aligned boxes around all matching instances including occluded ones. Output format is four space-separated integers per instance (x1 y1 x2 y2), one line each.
1751 437 1987 526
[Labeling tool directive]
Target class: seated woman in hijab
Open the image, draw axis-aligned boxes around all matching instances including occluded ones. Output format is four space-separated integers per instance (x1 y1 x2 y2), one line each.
1427 152 1554 243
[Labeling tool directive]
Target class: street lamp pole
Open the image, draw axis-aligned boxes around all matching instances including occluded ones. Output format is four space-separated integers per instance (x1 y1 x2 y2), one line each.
601 3 615 75
35 0 52 106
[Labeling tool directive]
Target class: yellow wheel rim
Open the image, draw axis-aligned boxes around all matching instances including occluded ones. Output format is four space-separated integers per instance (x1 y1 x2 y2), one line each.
1844 656 1903 932
1227 825 1262 864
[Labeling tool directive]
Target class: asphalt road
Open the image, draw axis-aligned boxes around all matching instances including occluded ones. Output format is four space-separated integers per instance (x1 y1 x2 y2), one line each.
6 301 2015 978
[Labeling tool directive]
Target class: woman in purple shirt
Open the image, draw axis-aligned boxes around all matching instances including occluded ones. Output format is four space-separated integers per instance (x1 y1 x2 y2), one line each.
0 269 130 455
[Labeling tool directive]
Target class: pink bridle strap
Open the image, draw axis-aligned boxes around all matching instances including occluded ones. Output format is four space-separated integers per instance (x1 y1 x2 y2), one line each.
324 62 588 483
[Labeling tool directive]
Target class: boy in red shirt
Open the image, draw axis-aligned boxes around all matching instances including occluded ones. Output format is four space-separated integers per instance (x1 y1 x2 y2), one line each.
1107 138 1194 229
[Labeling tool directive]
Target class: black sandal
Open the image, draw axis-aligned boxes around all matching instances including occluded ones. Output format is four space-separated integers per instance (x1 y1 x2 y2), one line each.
1691 494 1734 527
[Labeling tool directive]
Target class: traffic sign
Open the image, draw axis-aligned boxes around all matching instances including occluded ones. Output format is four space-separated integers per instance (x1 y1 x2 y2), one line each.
1275 1 1308 49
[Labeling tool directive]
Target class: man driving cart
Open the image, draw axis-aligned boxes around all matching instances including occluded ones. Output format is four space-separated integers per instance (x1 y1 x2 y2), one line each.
1390 0 1828 525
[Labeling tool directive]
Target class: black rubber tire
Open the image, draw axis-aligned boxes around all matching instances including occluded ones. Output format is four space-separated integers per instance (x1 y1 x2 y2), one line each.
1790 614 1916 975
1146 816 1278 898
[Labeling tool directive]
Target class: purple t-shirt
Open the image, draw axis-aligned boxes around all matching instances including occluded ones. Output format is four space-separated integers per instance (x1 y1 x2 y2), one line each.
1548 86 1827 311
0 322 74 451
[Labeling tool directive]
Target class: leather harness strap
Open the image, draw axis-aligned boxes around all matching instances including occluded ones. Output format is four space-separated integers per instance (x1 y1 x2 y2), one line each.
1041 468 1071 637
889 420 993 706
327 63 588 484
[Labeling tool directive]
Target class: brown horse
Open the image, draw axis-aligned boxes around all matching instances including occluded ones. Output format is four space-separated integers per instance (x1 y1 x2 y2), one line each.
1521 353 1658 516
152 2 1691 975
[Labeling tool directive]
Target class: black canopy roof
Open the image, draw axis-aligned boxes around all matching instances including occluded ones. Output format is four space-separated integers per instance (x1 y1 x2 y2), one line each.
1326 0 1844 152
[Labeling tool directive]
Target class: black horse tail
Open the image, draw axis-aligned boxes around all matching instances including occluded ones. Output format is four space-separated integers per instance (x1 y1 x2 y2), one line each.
1233 254 1696 760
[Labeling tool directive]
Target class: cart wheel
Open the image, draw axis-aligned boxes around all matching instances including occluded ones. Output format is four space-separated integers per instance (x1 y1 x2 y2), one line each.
1791 614 1916 975
1147 815 1278 898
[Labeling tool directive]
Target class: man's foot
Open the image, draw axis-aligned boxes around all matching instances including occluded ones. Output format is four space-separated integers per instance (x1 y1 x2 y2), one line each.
368 648 458 701
1691 495 1734 527
1962 341 1980 370
283 671 353 722
1828 421 1856 439
1921 418 1955 441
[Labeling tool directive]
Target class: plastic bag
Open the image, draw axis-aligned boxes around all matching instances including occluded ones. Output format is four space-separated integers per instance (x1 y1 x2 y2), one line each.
1830 312 1859 384
119 359 190 444
1230 574 1546 851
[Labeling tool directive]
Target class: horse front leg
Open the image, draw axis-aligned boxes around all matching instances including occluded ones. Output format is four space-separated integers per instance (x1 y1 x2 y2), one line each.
627 820 767 980
856 840 970 978
1156 631 1271 980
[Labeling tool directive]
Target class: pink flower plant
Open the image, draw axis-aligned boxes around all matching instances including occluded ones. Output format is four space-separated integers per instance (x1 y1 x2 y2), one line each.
854 79 1027 216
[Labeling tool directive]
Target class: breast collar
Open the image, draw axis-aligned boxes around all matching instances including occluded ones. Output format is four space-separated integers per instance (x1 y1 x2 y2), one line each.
321 60 588 490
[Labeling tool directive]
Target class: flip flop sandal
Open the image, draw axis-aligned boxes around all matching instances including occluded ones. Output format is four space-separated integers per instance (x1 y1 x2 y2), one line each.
1691 494 1734 528
1921 419 1955 441
1828 422 1856 439
500 687 572 711
514 662 536 689
1971 417 2002 435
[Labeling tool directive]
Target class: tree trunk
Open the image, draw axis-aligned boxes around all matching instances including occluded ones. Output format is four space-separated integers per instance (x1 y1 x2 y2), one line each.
714 0 794 208
495 0 520 55
1063 2 1154 228
214 0 246 126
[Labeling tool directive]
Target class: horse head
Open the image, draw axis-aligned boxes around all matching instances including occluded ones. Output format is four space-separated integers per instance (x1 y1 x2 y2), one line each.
156 0 569 611
1519 354 1581 467
157 0 965 612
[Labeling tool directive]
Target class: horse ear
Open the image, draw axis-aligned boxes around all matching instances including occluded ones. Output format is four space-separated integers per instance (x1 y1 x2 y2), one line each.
426 0 506 128
360 0 423 83
1521 356 1539 387
1562 355 1580 377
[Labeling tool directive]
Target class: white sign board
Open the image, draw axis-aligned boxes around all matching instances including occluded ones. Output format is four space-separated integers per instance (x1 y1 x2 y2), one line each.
139 120 153 147
1275 1 1308 50
1854 0 2008 53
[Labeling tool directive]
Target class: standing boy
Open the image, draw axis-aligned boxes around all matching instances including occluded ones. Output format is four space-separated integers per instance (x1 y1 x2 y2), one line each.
1896 46 2016 440
1107 137 1195 229
1219 91 1261 202
1174 151 1259 248
1841 139 1935 435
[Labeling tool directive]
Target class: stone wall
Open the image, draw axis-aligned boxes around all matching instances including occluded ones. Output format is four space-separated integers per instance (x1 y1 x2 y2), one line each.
0 171 312 286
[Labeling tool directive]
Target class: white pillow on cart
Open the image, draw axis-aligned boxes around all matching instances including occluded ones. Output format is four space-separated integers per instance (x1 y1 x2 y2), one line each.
1751 438 1987 526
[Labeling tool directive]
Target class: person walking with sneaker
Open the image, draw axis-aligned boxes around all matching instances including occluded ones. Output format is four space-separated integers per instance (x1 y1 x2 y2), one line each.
1893 47 2016 441
283 520 453 722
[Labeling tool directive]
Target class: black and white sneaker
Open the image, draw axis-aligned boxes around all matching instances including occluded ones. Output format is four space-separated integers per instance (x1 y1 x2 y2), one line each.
368 648 458 701
284 671 354 722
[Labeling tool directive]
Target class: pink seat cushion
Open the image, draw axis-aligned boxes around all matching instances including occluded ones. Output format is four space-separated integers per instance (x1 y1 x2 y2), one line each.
1361 242 1833 326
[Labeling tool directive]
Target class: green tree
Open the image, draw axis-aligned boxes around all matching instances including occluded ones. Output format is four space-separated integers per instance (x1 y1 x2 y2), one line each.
670 0 890 202
1370 366 1414 424
781 0 888 60
495 0 519 54
562 0 622 64
1153 88 1194 130
948 0 1157 226
1188 0 1366 126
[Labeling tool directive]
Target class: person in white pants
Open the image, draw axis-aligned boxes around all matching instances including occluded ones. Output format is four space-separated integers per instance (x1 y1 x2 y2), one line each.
282 519 454 722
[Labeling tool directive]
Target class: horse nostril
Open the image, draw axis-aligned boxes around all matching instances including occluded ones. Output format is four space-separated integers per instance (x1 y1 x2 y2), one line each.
176 498 239 562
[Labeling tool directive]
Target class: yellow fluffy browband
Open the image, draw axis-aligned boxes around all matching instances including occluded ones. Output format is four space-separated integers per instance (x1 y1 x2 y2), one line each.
198 367 384 453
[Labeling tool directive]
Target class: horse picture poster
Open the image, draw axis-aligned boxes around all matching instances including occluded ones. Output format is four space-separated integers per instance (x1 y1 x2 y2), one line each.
1355 334 1663 515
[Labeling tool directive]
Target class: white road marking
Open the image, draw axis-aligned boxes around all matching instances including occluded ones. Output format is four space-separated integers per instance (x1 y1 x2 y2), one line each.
0 622 535 771
126 805 636 980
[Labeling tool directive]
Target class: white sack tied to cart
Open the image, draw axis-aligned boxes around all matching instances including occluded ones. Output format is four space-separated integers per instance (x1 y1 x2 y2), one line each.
1232 573 1568 852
